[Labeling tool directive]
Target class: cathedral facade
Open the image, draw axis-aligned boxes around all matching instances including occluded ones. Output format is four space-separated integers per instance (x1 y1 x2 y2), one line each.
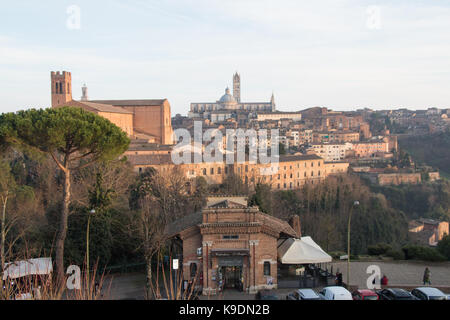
188 73 276 122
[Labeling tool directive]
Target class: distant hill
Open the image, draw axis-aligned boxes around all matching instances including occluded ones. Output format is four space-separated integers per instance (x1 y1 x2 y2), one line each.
398 130 450 178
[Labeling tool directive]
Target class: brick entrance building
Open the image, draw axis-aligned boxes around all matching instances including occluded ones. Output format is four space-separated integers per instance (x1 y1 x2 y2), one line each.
167 196 299 295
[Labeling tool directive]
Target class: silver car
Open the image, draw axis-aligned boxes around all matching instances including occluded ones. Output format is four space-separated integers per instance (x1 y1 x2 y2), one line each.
411 287 447 300
287 289 321 300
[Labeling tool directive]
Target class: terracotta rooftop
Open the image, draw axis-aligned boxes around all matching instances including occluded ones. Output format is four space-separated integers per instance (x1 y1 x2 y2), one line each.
57 100 133 114
89 99 167 106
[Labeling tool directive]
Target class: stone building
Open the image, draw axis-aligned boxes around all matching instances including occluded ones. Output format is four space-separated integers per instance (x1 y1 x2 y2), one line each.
129 153 349 190
409 218 449 247
188 73 276 122
166 197 299 295
50 71 174 145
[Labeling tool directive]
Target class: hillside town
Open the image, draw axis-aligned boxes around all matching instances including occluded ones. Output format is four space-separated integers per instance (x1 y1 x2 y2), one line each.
25 69 448 301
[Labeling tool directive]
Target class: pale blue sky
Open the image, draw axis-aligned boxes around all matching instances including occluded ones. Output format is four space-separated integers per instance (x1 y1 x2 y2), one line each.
1 0 450 115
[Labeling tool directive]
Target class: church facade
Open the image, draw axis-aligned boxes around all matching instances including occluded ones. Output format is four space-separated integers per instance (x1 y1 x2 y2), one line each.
50 71 174 145
188 73 276 122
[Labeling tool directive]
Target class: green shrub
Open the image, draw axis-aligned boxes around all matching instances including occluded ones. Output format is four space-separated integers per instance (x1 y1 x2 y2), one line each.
367 243 392 256
386 248 405 260
402 245 447 262
437 234 450 260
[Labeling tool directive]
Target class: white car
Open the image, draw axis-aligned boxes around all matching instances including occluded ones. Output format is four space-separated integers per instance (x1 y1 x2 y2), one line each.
318 286 353 300
411 287 447 300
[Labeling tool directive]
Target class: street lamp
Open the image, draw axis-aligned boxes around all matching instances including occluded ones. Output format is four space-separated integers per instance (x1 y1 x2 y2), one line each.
86 208 96 290
347 200 360 289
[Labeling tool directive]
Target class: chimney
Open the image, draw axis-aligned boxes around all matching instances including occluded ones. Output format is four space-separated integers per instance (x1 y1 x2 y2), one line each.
289 215 302 238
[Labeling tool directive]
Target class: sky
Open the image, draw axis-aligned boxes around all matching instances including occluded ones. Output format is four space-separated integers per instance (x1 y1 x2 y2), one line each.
1 0 450 115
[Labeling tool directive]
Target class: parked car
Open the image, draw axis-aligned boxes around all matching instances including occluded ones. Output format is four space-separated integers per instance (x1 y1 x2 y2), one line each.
376 288 418 300
352 289 379 300
255 290 279 300
287 289 322 300
410 287 447 300
318 286 353 300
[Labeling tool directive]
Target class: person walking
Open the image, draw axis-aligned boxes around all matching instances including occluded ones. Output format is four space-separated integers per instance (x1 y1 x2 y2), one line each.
337 272 343 287
381 275 389 286
423 267 431 285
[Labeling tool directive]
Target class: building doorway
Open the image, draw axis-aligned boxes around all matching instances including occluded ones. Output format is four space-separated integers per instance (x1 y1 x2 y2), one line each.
219 266 243 291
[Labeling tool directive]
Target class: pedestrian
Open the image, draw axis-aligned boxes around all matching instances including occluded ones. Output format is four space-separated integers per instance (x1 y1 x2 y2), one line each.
423 267 431 285
337 272 343 286
381 275 388 286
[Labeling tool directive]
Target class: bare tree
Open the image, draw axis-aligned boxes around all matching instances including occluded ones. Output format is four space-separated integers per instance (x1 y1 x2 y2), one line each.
131 167 192 299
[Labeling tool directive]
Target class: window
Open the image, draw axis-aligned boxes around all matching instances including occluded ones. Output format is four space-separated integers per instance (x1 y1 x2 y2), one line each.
218 167 221 174
223 235 239 240
264 262 271 276
210 168 214 175
203 168 207 175
190 263 197 278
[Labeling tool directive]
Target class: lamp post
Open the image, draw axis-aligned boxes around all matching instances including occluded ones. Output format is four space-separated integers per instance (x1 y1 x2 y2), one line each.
347 201 359 289
86 208 95 290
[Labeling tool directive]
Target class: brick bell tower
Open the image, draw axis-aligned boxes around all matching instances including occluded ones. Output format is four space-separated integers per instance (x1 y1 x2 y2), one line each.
51 71 72 107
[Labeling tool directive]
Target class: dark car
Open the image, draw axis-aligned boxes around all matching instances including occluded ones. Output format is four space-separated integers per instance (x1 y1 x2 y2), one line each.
376 288 418 300
255 290 279 300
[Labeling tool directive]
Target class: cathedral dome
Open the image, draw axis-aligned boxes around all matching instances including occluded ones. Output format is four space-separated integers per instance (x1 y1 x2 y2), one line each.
219 87 236 104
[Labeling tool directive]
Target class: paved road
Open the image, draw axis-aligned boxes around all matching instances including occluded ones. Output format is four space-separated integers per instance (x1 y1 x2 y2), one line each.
104 273 146 300
332 260 450 288
103 260 450 300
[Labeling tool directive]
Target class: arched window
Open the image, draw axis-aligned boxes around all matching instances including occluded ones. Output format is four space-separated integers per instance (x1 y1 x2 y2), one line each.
264 262 271 276
190 263 197 278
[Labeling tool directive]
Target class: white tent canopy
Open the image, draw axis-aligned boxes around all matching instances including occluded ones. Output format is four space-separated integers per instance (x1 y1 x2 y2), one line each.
2 257 53 280
278 237 332 264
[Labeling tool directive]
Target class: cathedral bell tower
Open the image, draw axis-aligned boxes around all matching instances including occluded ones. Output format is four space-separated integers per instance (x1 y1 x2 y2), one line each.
233 72 241 103
51 71 72 107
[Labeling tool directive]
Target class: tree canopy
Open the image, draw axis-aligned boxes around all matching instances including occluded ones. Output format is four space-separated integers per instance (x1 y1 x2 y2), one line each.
0 107 130 170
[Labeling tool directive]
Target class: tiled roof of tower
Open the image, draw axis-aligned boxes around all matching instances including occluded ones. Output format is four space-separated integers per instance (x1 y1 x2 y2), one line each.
166 211 202 237
166 204 298 239
256 212 298 238
89 99 167 106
